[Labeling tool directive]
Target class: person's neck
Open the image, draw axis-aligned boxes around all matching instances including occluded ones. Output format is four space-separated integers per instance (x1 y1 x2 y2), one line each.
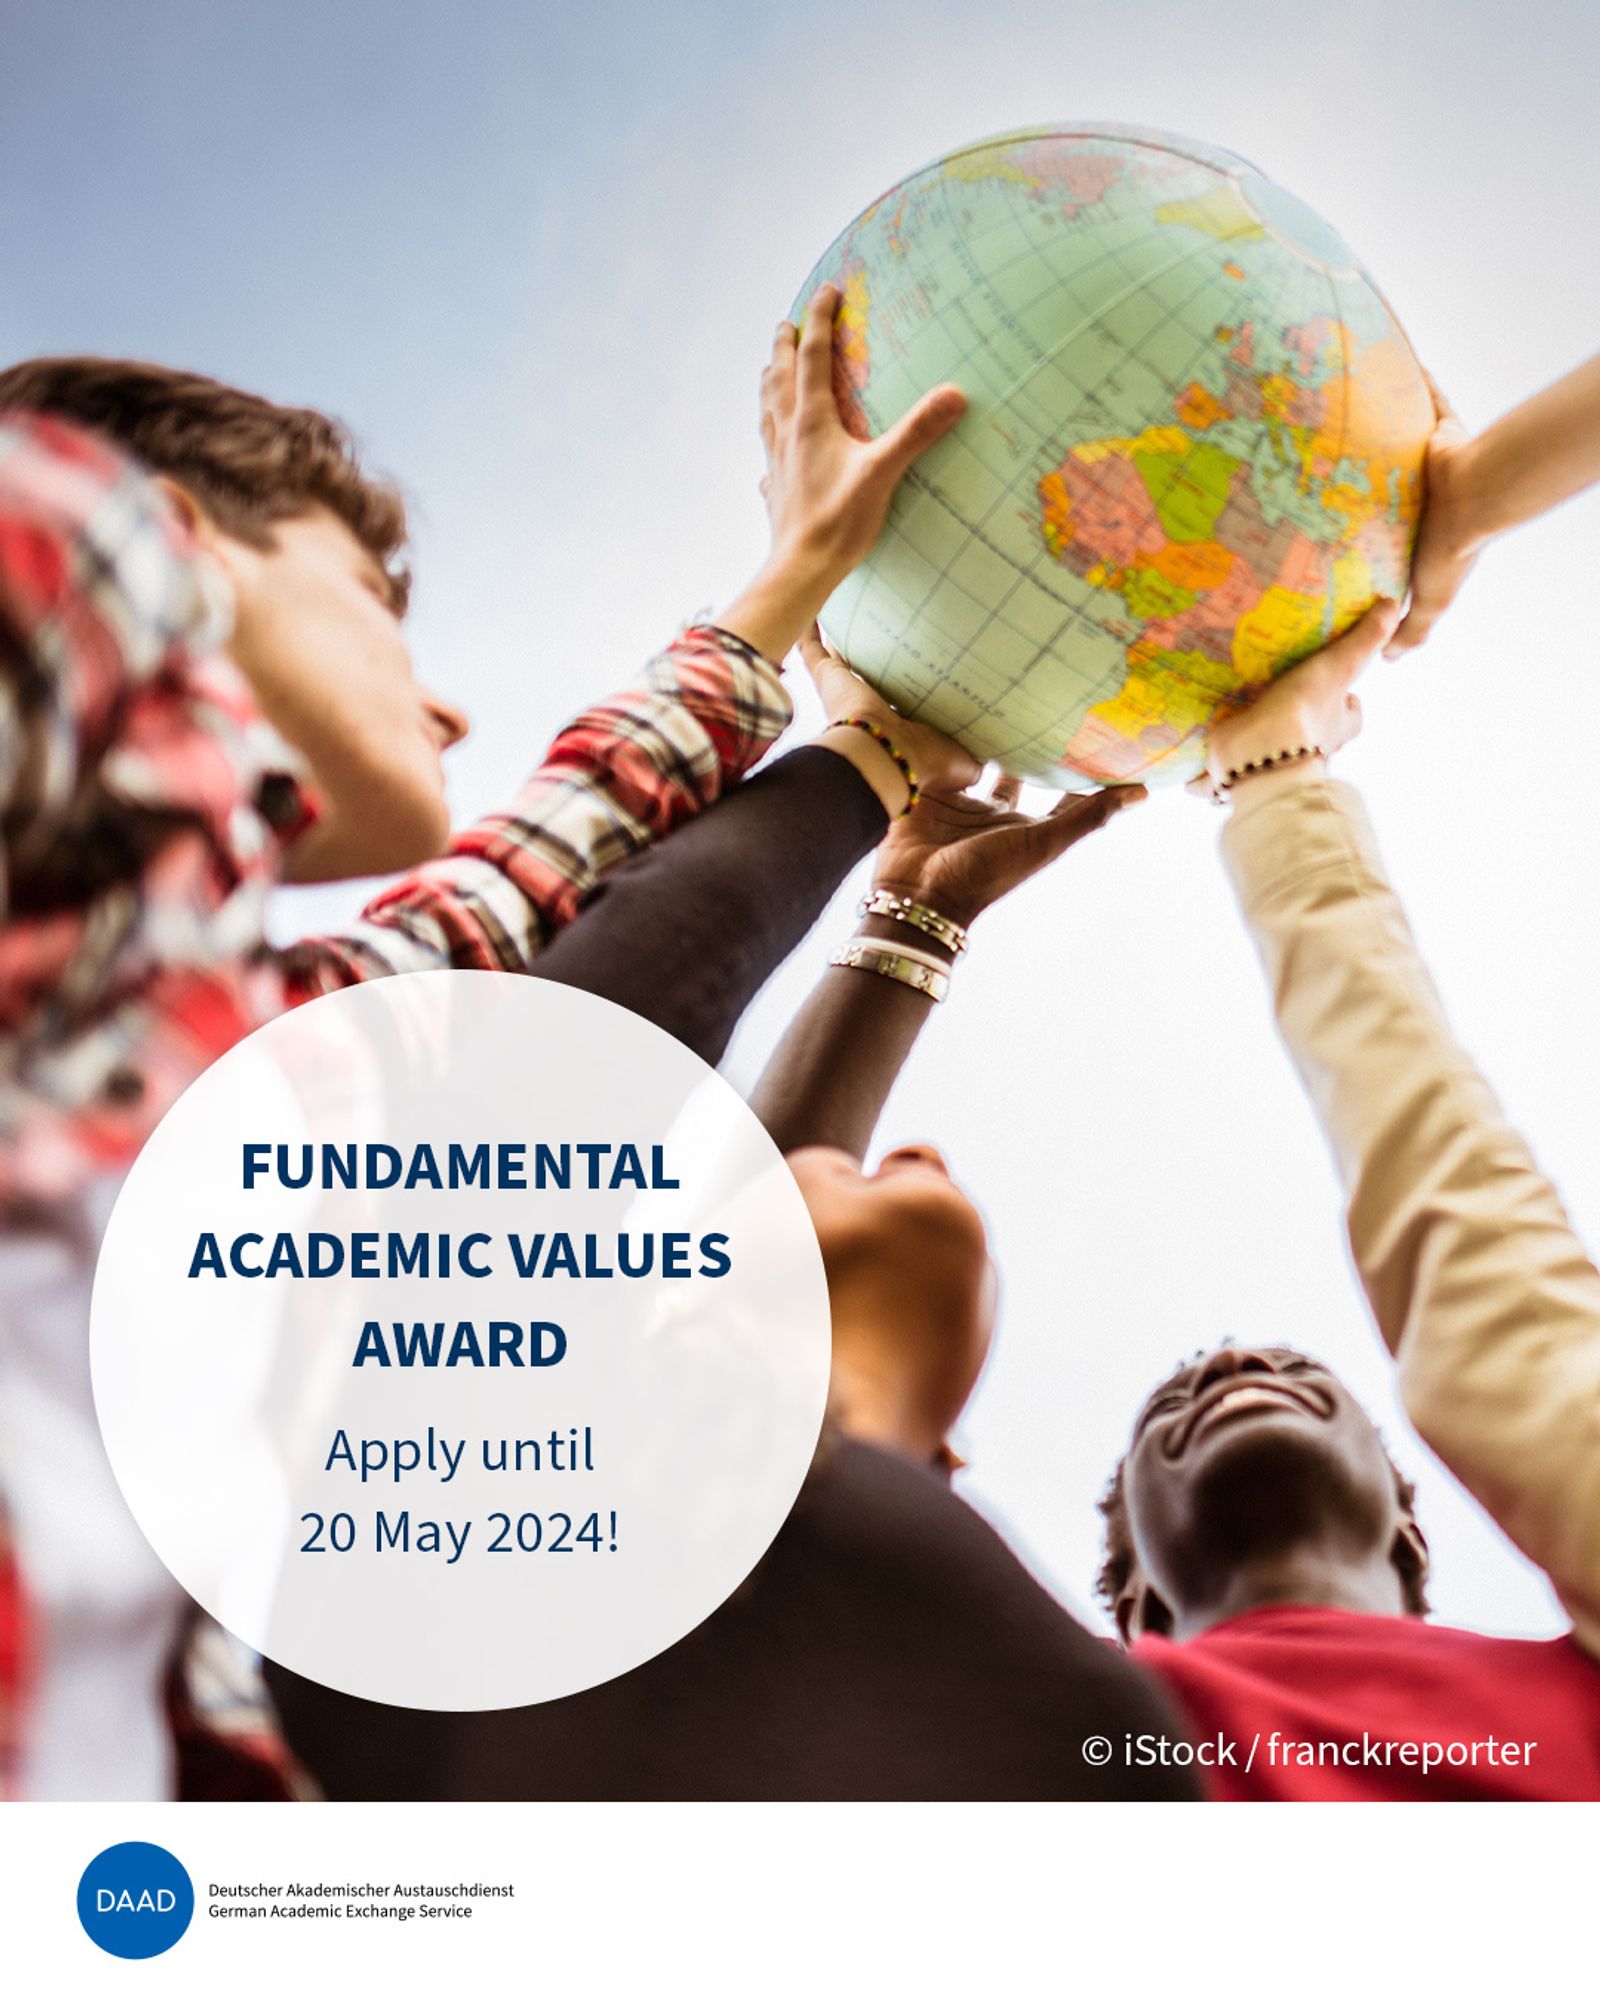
1176 1549 1406 1638
827 1341 944 1467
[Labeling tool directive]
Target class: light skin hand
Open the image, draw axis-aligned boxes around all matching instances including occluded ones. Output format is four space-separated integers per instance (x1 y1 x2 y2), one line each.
716 284 968 668
1196 599 1402 806
801 627 981 812
1388 351 1600 658
1386 377 1479 657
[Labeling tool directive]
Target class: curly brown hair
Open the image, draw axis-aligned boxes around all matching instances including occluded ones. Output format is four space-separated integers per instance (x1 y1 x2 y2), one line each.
1096 1348 1431 1634
0 356 411 611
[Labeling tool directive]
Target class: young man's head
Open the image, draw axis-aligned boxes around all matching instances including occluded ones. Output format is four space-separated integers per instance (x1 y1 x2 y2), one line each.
787 1142 998 1470
1099 1343 1431 1644
0 357 467 880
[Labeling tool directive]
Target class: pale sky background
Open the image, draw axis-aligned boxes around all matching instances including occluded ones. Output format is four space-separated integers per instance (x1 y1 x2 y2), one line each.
6 0 1597 1640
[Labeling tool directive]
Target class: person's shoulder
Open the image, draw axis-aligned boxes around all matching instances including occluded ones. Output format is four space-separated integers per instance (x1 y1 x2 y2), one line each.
0 410 227 672
793 1432 1042 1580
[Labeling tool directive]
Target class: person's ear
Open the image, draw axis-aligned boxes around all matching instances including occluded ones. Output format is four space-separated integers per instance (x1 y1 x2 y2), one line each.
1392 1517 1431 1609
152 479 254 606
149 474 205 539
150 474 245 575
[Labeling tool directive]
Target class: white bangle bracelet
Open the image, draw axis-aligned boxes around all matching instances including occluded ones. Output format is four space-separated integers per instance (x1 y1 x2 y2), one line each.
830 938 953 1004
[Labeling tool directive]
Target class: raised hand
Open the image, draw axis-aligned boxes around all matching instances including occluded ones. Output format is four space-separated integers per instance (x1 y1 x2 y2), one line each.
1195 599 1402 800
800 627 981 804
1386 377 1479 657
1387 352 1600 659
759 286 967 584
718 287 967 669
873 772 1145 928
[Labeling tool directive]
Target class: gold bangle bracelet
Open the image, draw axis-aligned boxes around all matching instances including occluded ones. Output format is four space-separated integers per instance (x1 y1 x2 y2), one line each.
858 890 970 956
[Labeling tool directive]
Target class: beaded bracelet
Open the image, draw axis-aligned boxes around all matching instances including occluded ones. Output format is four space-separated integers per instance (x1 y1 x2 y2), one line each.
858 889 969 956
1216 743 1323 797
840 716 920 817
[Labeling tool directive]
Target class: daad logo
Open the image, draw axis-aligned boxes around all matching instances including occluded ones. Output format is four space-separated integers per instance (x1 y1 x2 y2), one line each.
77 1842 195 1959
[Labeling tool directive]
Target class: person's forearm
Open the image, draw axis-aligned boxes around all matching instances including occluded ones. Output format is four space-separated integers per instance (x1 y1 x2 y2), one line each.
750 780 1142 1155
530 745 887 1070
717 553 839 673
1458 352 1600 543
749 914 950 1158
1222 776 1600 1655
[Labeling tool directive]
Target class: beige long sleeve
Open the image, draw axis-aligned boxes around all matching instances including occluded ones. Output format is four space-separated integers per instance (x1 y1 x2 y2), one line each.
1222 776 1600 1654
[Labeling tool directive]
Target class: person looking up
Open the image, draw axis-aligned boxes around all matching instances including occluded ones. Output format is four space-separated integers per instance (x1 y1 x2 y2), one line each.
0 286 973 1800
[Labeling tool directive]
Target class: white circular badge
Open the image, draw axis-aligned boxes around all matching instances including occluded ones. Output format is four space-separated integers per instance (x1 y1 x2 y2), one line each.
91 972 831 1710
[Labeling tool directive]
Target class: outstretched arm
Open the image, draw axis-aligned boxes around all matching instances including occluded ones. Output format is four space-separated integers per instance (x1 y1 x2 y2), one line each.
292 284 974 993
528 742 885 1070
753 647 1144 1157
1204 608 1600 1655
749 934 939 1161
1389 355 1600 655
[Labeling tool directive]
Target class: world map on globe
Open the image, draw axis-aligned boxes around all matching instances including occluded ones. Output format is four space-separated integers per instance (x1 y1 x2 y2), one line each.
795 125 1435 787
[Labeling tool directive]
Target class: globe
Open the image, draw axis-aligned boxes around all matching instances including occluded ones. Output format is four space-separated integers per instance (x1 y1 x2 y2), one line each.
794 125 1434 787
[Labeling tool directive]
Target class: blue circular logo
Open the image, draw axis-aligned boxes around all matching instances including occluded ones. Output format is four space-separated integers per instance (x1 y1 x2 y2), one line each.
76 1842 194 1959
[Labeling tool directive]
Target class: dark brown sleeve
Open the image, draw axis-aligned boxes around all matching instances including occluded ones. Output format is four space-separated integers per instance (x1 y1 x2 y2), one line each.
531 745 887 1067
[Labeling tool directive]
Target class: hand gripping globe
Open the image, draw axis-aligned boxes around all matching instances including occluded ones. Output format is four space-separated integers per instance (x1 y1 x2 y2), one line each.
795 125 1434 787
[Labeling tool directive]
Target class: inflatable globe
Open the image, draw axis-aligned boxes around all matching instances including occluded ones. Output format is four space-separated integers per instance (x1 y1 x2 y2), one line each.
794 125 1434 787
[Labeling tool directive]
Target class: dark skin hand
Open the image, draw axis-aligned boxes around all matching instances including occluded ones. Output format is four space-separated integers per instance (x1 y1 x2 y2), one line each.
751 708 1144 1158
874 773 1142 928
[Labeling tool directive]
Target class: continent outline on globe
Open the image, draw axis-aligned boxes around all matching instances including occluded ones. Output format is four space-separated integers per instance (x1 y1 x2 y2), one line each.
795 123 1434 787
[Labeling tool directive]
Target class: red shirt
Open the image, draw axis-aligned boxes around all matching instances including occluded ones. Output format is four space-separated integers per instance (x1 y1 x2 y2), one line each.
1134 1604 1600 1800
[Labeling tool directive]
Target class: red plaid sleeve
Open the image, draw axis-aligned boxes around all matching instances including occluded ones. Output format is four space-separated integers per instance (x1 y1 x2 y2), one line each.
288 623 792 987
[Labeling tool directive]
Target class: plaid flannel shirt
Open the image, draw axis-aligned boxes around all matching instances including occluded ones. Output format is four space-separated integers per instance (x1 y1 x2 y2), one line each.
0 412 792 1798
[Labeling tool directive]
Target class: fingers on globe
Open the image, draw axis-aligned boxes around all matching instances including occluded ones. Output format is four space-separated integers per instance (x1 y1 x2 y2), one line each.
1422 367 1463 427
1326 598 1401 686
1388 568 1457 655
1386 621 1425 659
801 622 841 670
1300 605 1394 743
1086 783 1147 828
876 382 968 477
1044 783 1139 836
798 286 840 402
766 319 798 427
800 627 858 707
